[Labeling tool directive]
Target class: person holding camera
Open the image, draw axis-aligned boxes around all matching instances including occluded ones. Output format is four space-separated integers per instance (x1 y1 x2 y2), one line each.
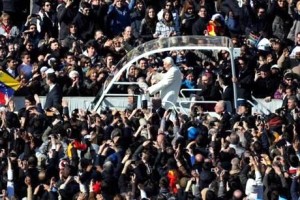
22 22 42 49
107 0 136 36
253 64 279 101
36 1 58 38
57 0 78 41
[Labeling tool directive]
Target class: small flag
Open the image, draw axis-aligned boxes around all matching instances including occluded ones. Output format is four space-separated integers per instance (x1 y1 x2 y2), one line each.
0 70 20 104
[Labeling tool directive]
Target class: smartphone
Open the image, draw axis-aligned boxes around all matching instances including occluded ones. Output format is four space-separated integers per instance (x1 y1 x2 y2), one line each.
142 99 147 109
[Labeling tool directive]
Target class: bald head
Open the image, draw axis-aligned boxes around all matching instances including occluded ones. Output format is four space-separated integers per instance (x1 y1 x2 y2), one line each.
214 100 225 114
157 134 165 146
233 189 243 200
195 153 204 163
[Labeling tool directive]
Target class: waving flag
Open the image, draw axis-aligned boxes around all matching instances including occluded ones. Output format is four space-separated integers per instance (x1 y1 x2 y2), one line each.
0 71 20 104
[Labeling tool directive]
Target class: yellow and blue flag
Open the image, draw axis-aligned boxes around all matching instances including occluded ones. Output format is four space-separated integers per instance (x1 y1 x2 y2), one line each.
0 70 20 104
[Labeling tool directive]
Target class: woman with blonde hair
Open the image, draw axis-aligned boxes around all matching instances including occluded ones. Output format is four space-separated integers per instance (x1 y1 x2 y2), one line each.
0 12 20 41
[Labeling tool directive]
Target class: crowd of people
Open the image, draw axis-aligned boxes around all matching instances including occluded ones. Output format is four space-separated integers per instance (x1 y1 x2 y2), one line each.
0 0 300 199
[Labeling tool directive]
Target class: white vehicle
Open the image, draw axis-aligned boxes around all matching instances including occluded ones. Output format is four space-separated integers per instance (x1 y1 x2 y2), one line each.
92 36 238 114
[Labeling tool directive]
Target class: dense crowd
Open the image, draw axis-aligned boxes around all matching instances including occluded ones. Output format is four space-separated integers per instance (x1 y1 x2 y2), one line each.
0 0 300 200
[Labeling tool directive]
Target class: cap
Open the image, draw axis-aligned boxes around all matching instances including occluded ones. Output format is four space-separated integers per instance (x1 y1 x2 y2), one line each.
47 57 57 66
9 150 17 157
40 66 48 73
271 64 280 70
45 68 55 74
257 38 271 51
188 126 199 140
258 64 270 72
237 99 248 107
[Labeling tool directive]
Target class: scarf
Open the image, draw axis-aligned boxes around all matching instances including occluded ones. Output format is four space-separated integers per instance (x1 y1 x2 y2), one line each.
1 24 11 34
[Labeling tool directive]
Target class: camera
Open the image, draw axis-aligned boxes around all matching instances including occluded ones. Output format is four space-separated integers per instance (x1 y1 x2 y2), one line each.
98 35 107 43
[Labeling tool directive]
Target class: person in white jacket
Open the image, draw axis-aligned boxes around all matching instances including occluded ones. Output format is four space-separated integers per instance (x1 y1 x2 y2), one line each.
146 57 182 109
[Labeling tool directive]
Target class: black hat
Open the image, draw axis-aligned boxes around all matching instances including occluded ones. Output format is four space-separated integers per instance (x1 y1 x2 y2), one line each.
258 64 270 72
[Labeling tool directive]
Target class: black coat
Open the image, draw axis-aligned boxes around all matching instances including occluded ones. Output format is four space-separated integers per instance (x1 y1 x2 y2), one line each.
131 9 144 39
237 68 254 100
192 16 209 35
44 84 63 110
181 13 197 35
72 12 95 42
222 85 234 108
253 76 279 98
139 18 157 42
57 2 78 40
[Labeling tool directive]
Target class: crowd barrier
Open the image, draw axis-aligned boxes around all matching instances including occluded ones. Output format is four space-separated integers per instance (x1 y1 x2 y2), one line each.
13 96 95 112
11 97 283 115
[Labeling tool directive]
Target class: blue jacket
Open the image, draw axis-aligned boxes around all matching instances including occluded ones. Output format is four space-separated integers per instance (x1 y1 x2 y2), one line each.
107 0 136 36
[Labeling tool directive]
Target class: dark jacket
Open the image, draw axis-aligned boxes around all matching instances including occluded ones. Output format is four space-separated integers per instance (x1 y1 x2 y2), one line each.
268 1 293 40
44 84 63 110
130 9 145 39
253 76 278 98
236 67 254 100
57 2 78 40
192 16 209 35
72 11 95 42
181 13 197 35
139 18 157 42
107 0 136 36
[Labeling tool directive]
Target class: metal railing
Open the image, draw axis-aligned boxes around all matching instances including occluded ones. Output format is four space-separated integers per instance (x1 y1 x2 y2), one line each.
179 88 203 101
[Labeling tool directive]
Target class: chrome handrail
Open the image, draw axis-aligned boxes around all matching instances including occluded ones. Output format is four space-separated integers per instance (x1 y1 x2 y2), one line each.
179 88 203 101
